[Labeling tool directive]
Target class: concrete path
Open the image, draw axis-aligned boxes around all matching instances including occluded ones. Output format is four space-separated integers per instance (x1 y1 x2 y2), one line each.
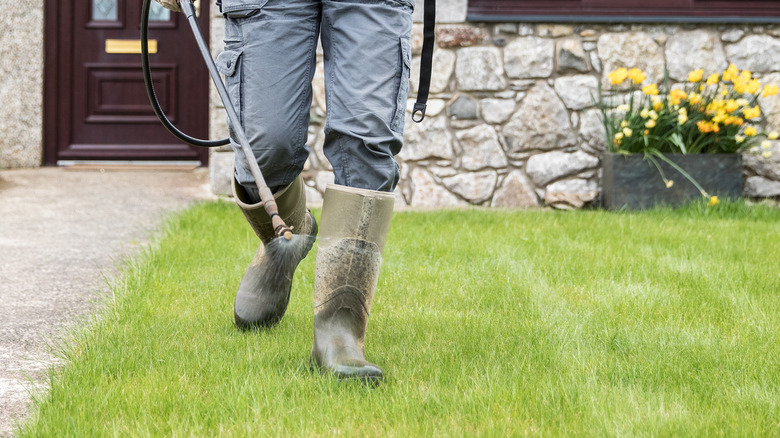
0 167 214 436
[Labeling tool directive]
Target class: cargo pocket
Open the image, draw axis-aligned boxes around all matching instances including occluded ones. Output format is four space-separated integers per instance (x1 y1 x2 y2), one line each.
391 37 412 133
220 0 268 17
216 50 243 134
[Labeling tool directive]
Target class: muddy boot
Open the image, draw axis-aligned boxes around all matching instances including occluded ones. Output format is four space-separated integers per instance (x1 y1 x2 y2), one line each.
233 175 317 329
311 184 394 382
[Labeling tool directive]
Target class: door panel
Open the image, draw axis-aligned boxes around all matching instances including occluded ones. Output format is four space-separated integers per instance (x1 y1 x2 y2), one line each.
45 0 210 164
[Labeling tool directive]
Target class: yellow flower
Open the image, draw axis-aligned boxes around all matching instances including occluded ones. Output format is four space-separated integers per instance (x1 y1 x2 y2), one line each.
708 196 720 207
687 69 704 83
666 180 674 188
608 68 629 85
688 93 702 105
736 98 749 107
743 105 761 120
769 131 779 140
763 84 779 97
762 140 772 149
623 127 633 137
621 120 628 128
649 110 659 120
722 64 739 82
706 73 720 86
763 151 773 158
724 100 739 114
642 84 658 96
721 89 729 96
614 132 624 140
707 99 725 114
642 83 659 96
744 126 758 136
678 113 688 125
646 119 656 128
616 104 630 112
735 134 745 143
627 68 646 84
744 79 761 94
640 108 650 118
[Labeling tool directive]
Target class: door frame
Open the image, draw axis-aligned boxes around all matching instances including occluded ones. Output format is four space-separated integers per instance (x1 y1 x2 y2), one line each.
43 0 210 165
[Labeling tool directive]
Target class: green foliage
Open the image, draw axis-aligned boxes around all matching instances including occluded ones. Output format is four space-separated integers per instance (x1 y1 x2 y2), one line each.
19 202 780 437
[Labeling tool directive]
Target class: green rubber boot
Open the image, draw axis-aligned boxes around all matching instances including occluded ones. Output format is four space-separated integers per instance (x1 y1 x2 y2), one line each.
233 175 317 329
311 184 394 383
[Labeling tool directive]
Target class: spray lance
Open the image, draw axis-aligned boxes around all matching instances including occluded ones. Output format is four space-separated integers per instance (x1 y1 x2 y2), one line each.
141 0 294 240
141 0 435 240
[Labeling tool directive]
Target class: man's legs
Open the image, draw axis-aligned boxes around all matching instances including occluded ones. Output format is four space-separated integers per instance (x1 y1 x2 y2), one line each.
219 0 321 329
312 0 413 381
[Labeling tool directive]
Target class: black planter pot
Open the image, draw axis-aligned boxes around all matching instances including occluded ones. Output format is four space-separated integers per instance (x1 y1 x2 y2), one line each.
601 153 743 210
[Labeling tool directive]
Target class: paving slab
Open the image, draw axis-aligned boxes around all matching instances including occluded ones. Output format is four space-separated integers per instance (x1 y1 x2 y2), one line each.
0 167 214 436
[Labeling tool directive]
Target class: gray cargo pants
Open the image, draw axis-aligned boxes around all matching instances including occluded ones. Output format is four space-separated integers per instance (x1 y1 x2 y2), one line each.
216 0 414 195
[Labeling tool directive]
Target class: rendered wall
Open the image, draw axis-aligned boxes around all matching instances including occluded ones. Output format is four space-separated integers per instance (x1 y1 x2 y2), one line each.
0 0 44 168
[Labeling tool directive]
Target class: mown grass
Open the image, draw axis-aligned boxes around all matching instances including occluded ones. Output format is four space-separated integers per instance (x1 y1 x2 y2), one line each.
20 200 780 437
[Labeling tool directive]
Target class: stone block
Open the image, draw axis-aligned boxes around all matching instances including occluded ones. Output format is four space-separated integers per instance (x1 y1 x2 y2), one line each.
442 170 498 204
410 168 468 208
480 98 515 124
492 170 540 208
209 151 235 196
436 25 489 48
745 176 780 198
544 178 599 209
455 47 506 91
411 49 456 94
401 115 455 161
743 144 780 181
597 32 664 87
553 75 599 110
537 24 574 38
502 83 576 157
760 73 780 132
526 151 599 186
557 39 589 73
455 124 508 170
413 0 467 23
666 30 727 81
726 35 780 73
504 37 554 79
578 109 608 154
447 94 478 119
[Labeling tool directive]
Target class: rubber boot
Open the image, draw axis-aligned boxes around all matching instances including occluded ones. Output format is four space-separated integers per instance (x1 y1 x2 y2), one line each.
233 175 317 329
311 184 394 382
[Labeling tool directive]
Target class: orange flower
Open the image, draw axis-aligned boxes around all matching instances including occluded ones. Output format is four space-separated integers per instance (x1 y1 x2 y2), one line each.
669 89 688 106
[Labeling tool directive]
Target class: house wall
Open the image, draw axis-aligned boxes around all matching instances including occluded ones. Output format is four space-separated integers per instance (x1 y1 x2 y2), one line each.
0 0 44 169
209 0 780 206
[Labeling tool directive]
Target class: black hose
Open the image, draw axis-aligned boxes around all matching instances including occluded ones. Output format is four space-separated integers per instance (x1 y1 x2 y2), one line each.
141 0 229 147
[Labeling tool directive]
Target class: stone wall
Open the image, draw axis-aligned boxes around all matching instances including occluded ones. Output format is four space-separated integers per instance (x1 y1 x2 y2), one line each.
208 3 780 206
0 0 44 169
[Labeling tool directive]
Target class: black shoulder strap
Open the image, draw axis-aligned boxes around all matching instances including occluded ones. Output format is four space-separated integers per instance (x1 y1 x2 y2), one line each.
412 0 435 123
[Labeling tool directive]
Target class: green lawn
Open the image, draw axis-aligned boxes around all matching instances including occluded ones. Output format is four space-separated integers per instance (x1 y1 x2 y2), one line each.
21 201 780 437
